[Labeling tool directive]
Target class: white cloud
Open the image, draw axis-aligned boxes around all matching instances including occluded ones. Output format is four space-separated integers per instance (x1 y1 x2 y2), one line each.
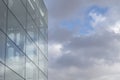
109 21 120 34
49 62 120 80
89 11 106 27
45 0 120 80
48 43 63 58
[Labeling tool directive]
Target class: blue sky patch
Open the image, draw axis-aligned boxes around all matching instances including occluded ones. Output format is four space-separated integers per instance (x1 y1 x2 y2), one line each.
87 5 108 15
60 5 108 35
60 19 81 30
78 5 108 34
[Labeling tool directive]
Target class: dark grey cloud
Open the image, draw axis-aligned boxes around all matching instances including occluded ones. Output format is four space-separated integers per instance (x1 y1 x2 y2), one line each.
45 0 120 21
49 30 120 80
48 26 74 43
52 31 120 69
65 31 120 49
47 0 81 19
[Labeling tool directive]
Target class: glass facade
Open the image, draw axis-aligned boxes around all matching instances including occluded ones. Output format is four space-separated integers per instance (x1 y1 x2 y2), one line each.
0 0 48 80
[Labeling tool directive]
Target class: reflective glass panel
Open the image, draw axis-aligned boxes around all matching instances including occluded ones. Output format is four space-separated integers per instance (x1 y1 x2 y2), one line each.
5 67 24 80
38 34 45 54
0 31 6 63
0 0 7 32
0 63 4 80
26 36 38 65
39 71 46 80
26 59 39 80
21 0 26 7
3 0 8 4
27 14 38 45
27 0 35 20
27 0 41 27
39 52 47 74
36 0 47 24
6 39 25 77
7 10 26 52
8 0 26 28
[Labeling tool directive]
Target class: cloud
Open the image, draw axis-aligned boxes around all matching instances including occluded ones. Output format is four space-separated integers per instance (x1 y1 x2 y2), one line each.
48 43 63 59
89 10 106 27
50 28 120 69
47 0 81 19
46 0 120 20
48 23 120 80
44 0 120 80
49 62 120 80
110 21 120 34
48 26 74 43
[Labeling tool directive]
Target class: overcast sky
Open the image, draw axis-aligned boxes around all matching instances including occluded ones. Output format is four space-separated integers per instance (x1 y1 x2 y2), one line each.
44 0 120 80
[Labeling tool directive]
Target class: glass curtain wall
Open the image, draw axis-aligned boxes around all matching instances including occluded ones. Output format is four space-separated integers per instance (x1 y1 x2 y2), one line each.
0 0 48 80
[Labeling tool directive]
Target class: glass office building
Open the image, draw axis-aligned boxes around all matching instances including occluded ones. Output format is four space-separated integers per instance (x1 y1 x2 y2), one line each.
0 0 48 80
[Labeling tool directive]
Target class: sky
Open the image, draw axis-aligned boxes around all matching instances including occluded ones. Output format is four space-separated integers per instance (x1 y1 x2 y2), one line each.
44 0 120 80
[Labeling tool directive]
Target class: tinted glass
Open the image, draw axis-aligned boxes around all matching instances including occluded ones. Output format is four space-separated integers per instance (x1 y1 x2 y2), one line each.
7 10 26 52
26 59 39 80
0 0 48 80
38 34 46 55
6 39 25 77
21 0 26 7
0 31 6 63
39 52 47 74
0 0 7 32
5 67 24 80
27 14 38 45
8 0 26 28
27 0 35 20
0 63 4 80
39 71 46 80
26 36 38 65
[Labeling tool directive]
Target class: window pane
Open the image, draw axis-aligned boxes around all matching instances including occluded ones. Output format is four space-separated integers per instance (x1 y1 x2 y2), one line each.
0 0 7 32
7 11 26 52
27 0 41 27
45 41 48 57
5 67 24 80
0 31 6 63
27 0 35 20
3 0 8 4
36 0 48 24
39 71 46 80
21 0 26 7
38 34 45 55
39 52 47 75
40 27 48 40
0 63 4 80
6 39 25 77
26 59 39 80
27 14 38 45
26 36 38 65
8 0 26 28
